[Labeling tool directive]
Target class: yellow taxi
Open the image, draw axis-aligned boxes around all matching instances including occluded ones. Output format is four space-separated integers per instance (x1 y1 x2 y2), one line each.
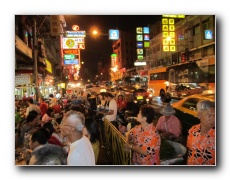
171 92 215 135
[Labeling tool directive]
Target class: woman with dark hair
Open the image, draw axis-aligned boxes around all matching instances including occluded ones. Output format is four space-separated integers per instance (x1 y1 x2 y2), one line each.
124 105 161 165
83 117 100 164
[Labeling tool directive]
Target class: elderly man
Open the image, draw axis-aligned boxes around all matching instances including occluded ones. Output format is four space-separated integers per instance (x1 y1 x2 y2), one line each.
60 110 95 165
187 100 215 165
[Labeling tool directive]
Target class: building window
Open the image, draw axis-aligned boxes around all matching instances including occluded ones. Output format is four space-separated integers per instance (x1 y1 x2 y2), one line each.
193 24 200 35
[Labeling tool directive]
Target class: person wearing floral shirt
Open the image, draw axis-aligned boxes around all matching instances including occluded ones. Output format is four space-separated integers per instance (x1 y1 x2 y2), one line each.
124 105 161 165
187 100 215 165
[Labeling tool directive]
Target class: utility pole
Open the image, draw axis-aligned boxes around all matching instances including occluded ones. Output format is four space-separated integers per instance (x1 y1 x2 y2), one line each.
33 18 39 102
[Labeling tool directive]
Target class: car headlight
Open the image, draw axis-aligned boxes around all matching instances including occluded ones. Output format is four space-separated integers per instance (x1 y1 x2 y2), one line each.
134 100 137 103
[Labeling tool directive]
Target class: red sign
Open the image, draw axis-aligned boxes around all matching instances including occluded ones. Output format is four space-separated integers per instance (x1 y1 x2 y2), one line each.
63 49 79 54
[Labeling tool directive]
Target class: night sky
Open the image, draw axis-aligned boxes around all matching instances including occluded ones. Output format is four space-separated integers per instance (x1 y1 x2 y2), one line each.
64 15 162 75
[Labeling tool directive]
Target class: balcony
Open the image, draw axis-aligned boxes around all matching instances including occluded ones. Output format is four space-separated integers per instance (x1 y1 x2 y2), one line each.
15 35 32 59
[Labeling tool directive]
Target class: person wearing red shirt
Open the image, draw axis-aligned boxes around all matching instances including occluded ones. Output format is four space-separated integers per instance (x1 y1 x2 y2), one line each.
38 97 48 118
116 94 127 111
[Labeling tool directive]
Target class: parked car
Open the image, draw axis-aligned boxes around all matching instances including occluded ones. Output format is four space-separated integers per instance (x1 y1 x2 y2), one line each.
171 93 215 135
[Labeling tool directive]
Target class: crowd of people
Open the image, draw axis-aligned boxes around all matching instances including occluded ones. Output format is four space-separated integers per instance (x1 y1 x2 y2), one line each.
15 90 215 166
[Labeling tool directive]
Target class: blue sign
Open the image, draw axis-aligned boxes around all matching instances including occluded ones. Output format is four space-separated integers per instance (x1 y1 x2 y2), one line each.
205 30 212 40
143 27 149 34
109 29 119 40
64 59 79 65
137 42 143 48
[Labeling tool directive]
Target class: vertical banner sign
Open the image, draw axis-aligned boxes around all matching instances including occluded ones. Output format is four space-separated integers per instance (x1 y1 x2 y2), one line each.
162 17 176 52
111 54 117 68
136 26 150 60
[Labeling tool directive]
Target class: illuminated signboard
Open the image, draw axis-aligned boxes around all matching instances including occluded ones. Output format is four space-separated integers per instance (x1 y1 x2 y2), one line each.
45 59 52 73
109 29 119 40
136 26 150 60
136 35 143 41
136 27 143 34
137 42 143 48
144 42 150 48
143 34 150 41
137 55 143 60
64 59 79 65
162 16 176 52
63 49 79 54
63 38 79 49
143 27 149 34
66 31 86 37
64 54 79 60
134 61 146 66
137 49 143 55
205 30 213 40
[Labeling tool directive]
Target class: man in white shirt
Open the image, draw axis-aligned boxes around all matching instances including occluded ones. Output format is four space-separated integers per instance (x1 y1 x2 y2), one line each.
104 92 118 129
60 110 95 166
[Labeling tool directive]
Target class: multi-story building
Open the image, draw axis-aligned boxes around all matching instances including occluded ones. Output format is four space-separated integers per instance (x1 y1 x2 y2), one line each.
146 15 215 69
145 15 215 96
111 31 136 81
15 15 66 100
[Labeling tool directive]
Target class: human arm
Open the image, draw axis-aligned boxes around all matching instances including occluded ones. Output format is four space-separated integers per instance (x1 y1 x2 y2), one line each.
123 129 148 156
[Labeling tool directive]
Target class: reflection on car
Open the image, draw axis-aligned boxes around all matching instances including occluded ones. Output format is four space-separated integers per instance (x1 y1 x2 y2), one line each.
171 93 215 135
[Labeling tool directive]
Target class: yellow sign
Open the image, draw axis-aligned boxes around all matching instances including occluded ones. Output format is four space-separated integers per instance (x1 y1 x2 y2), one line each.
136 27 143 34
162 25 168 31
162 15 185 18
169 32 175 38
169 19 174 24
163 39 169 45
170 39 175 45
162 18 168 24
163 46 169 51
169 25 175 31
45 59 52 73
170 46 176 51
162 32 169 38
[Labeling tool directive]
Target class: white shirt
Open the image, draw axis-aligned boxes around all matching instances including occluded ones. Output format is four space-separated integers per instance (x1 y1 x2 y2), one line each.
67 135 95 166
105 98 117 122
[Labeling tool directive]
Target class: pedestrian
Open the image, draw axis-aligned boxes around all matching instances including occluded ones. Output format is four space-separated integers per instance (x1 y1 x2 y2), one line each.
60 110 95 165
187 100 215 165
124 105 161 165
83 117 100 164
103 92 118 129
156 103 182 141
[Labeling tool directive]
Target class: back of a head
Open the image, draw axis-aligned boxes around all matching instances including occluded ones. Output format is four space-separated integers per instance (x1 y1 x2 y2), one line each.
140 105 155 124
28 98 34 104
30 127 50 145
85 117 100 143
104 92 114 98
26 113 38 123
30 144 67 165
43 121 55 136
